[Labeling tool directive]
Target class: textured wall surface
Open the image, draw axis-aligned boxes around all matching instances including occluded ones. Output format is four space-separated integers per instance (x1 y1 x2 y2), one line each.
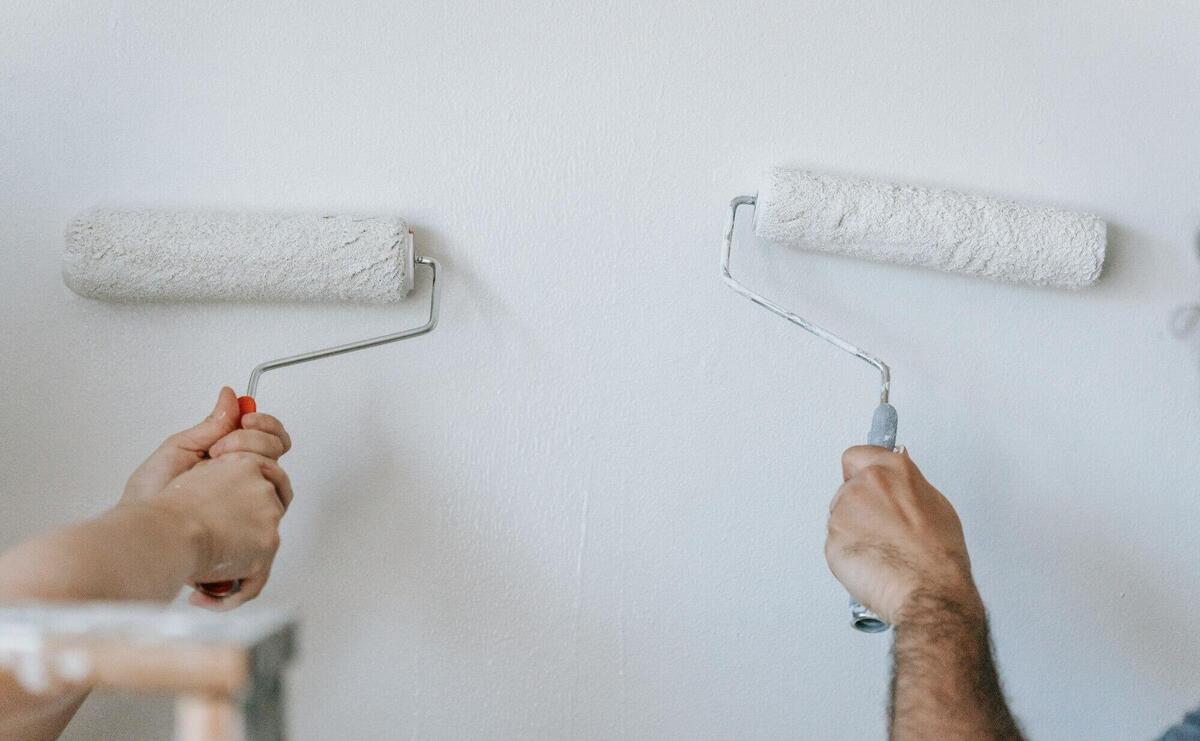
3 2 1200 739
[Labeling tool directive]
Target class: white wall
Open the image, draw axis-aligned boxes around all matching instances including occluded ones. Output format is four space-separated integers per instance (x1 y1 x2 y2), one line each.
3 2 1200 738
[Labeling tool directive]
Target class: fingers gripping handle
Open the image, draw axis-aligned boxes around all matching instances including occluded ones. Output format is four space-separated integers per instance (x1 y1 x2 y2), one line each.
195 395 257 600
849 402 898 633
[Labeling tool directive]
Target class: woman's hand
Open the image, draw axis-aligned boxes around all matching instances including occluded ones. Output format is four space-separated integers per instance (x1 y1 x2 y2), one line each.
119 387 294 609
122 387 291 503
147 451 294 610
0 390 296 738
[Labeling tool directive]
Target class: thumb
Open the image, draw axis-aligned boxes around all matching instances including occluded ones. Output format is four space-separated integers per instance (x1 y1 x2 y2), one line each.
171 387 242 453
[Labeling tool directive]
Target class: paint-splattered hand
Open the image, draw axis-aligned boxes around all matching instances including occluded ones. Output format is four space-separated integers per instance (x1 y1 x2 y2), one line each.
825 446 982 626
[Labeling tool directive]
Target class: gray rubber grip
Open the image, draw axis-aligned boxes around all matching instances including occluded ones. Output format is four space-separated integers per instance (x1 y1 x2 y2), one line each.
868 402 898 449
850 403 899 633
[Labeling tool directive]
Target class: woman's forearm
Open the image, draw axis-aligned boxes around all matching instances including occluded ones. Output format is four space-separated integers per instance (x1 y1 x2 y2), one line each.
0 502 203 604
0 388 292 740
0 503 204 741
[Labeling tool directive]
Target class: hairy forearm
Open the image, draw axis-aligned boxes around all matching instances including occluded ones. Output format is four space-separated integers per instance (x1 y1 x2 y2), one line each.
890 591 1023 741
0 503 202 603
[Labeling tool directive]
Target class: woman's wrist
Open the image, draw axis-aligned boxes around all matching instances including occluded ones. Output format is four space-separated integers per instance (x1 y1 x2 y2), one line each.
109 501 208 582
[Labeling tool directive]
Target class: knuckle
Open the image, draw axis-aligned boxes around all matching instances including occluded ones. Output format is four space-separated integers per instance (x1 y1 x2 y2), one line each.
238 452 266 467
862 465 891 487
247 414 282 433
225 457 254 472
827 502 849 528
208 434 235 453
830 486 849 512
259 530 281 553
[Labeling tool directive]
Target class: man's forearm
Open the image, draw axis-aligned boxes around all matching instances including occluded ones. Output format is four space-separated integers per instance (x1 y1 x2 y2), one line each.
0 503 202 603
891 590 1024 741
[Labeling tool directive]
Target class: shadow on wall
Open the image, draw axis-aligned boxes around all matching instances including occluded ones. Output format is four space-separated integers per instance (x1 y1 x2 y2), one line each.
271 299 599 734
415 222 525 332
1091 222 1133 296
1058 525 1200 696
290 218 569 613
1054 208 1200 690
1167 231 1200 351
409 222 549 379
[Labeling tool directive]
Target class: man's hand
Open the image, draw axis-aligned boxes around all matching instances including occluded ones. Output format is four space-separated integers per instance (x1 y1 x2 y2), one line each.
825 445 981 625
826 446 1024 740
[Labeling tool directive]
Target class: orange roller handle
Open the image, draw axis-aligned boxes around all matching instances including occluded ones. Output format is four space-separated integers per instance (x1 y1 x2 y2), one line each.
196 395 257 600
197 580 240 598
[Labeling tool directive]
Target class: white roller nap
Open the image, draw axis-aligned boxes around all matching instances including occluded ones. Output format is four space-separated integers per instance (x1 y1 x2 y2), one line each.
63 209 414 302
754 169 1106 288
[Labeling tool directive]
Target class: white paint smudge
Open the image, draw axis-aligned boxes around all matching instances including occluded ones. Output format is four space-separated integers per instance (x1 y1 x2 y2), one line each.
0 625 48 694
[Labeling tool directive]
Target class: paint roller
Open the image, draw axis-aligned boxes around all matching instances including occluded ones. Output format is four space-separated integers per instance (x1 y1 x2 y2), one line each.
63 208 441 599
721 169 1106 633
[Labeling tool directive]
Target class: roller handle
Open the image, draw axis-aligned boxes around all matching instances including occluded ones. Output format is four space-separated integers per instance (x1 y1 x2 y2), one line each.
196 395 258 600
848 402 898 633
